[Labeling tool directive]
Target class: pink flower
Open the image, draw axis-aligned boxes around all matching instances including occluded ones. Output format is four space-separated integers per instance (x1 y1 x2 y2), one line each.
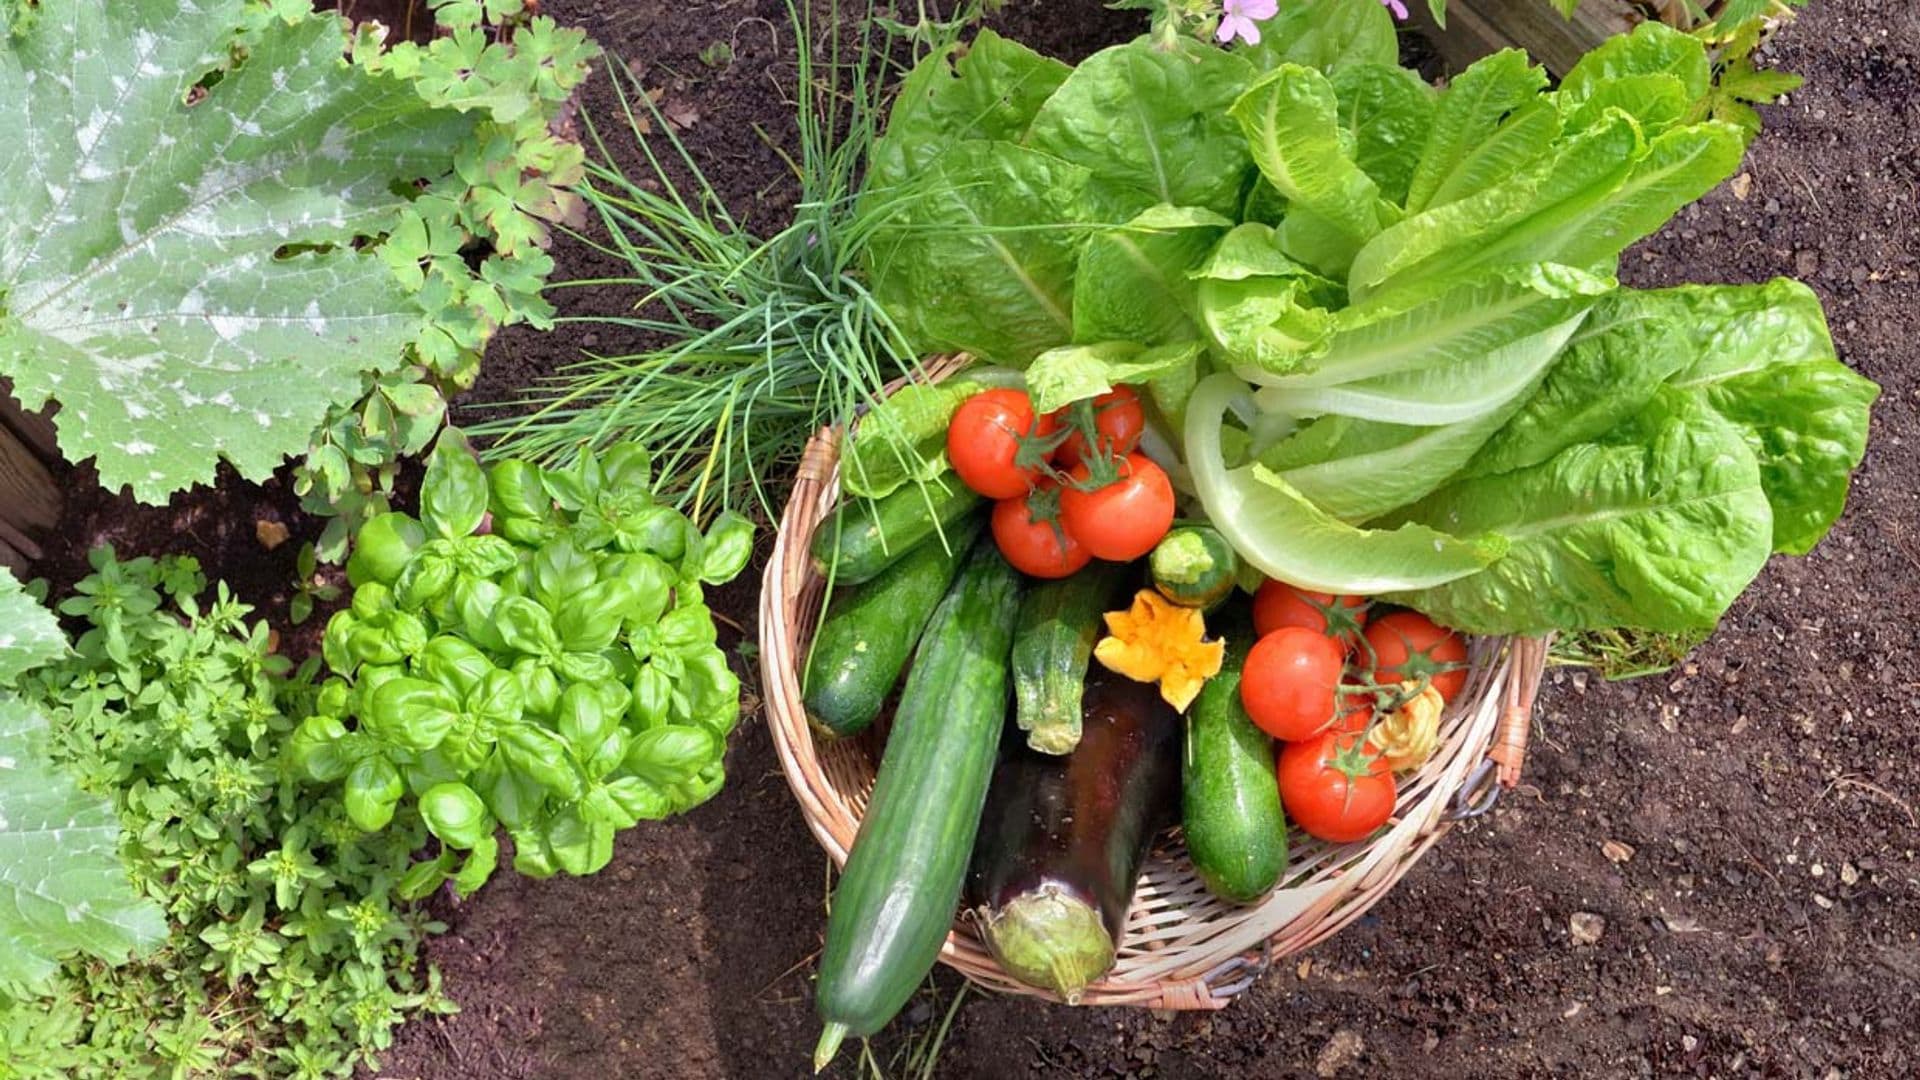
1216 0 1280 46
1382 0 1410 19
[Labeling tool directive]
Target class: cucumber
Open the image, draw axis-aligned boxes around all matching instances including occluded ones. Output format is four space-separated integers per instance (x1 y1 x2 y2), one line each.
1150 525 1238 609
802 514 983 738
1182 618 1287 904
811 476 984 585
813 544 1024 1069
1011 561 1131 755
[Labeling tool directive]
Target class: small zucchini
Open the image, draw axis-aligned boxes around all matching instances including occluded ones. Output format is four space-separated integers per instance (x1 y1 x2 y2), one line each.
1150 525 1238 610
802 513 983 738
811 476 984 585
1183 617 1287 903
1011 561 1131 755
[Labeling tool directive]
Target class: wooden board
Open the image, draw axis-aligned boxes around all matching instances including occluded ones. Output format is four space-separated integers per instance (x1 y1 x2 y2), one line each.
1410 0 1638 76
0 381 62 542
0 426 59 534
0 381 59 462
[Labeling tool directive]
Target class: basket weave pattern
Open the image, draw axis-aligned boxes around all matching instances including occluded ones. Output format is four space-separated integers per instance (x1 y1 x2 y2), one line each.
759 356 1546 1010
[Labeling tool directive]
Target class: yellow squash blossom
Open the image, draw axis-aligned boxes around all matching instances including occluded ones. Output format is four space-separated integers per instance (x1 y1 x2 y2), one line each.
1373 681 1443 772
1093 589 1225 712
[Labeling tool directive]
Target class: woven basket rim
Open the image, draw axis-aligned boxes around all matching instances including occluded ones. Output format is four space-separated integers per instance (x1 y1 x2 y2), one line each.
757 354 1545 1010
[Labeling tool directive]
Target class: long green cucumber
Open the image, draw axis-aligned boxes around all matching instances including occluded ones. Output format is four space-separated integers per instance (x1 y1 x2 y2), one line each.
1011 561 1131 755
813 544 1024 1069
802 514 984 738
810 476 984 585
1183 619 1287 903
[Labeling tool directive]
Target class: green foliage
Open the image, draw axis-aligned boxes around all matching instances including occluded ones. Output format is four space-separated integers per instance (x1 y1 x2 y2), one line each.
865 12 1875 638
0 567 63 683
0 550 450 1077
0 569 166 1000
473 0 977 522
0 0 472 502
292 435 753 892
296 0 601 561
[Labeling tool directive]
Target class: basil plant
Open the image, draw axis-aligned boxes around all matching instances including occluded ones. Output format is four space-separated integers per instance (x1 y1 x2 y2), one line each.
291 433 755 896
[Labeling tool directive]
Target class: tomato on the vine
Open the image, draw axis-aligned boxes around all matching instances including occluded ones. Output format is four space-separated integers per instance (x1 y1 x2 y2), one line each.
1362 611 1468 702
1277 731 1396 843
1052 386 1145 469
1239 627 1347 742
1252 581 1369 650
1057 453 1174 562
947 389 1055 499
991 488 1090 579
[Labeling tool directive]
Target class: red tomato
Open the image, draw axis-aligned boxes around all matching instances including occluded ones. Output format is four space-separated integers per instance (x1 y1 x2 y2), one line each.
1052 386 1145 469
1363 611 1469 702
1240 628 1347 742
947 389 1055 499
1057 453 1175 562
991 491 1090 579
1252 581 1369 650
1277 731 1397 843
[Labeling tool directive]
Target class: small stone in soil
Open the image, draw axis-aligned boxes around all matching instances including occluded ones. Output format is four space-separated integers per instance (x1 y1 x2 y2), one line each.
1315 1030 1364 1077
1603 840 1636 863
255 519 290 550
1570 912 1606 946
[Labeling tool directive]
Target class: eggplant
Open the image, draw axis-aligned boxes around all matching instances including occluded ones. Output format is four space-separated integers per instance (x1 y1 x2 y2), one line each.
965 669 1182 1002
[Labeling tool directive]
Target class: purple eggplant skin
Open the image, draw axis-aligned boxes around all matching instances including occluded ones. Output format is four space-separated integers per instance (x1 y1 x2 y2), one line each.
965 668 1182 1001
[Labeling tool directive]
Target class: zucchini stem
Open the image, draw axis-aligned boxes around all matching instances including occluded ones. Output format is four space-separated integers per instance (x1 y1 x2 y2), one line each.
813 1022 850 1073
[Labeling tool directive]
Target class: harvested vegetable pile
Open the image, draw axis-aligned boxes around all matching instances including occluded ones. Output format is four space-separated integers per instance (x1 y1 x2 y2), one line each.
792 0 1879 1065
854 0 1877 636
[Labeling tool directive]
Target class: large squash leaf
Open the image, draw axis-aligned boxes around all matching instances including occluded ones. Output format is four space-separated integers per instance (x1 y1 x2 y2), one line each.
0 684 166 999
0 0 473 501
0 569 64 686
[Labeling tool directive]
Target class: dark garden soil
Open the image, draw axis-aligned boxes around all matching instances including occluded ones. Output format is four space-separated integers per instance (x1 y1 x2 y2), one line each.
28 1 1920 1077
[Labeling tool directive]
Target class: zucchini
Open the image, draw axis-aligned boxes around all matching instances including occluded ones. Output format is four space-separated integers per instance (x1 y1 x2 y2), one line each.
802 513 983 738
813 544 1024 1069
1011 561 1131 755
966 669 1182 1002
1183 617 1287 903
810 477 984 585
1150 524 1238 609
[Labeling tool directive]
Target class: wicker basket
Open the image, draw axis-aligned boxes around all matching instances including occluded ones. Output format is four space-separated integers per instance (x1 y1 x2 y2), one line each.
758 355 1547 1011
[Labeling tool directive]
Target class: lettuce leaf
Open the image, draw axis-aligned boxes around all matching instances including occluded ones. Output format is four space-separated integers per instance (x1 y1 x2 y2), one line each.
1028 38 1255 216
865 140 1115 364
1404 49 1550 214
1388 390 1774 633
1186 374 1504 593
1461 288 1692 478
1660 280 1879 554
1233 64 1398 256
866 29 1070 194
1072 205 1232 346
1331 63 1437 207
1025 341 1204 415
1240 0 1400 75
